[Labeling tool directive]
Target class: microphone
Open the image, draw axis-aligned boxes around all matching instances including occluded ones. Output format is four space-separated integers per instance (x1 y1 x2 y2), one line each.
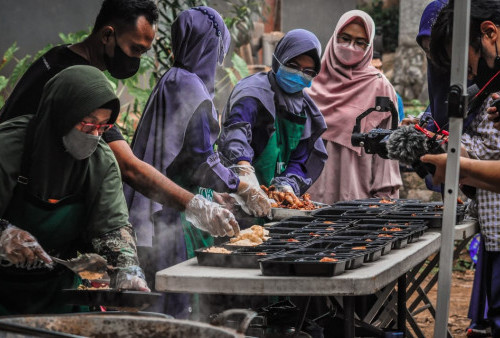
386 126 430 165
386 125 445 178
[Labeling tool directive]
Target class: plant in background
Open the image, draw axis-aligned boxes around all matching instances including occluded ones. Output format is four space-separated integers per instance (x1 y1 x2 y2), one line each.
0 28 156 143
357 0 399 52
404 99 427 118
224 0 265 48
0 43 53 108
2 1 261 141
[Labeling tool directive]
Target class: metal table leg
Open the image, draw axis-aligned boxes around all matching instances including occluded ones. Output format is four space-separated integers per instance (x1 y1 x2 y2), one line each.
398 275 407 335
344 296 355 338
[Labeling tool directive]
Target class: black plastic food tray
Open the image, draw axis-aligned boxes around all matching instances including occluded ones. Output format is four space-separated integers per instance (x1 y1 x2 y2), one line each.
303 224 351 233
310 207 346 218
259 254 346 276
286 248 365 270
380 211 453 228
281 216 319 223
271 221 311 228
301 239 346 250
195 247 285 268
330 235 393 256
349 224 411 249
340 209 386 219
336 241 383 263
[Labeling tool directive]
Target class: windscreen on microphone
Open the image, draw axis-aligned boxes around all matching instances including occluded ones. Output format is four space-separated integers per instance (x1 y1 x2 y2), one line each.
386 126 429 165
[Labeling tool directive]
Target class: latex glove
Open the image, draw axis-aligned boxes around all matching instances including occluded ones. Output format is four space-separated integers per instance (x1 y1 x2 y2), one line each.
235 167 271 218
212 192 238 214
0 224 52 267
113 265 150 292
185 194 240 237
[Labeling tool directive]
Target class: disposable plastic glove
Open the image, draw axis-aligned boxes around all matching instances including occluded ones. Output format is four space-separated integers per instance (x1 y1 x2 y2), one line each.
113 265 151 292
273 183 295 194
185 194 240 237
0 224 52 267
212 192 238 214
232 165 272 218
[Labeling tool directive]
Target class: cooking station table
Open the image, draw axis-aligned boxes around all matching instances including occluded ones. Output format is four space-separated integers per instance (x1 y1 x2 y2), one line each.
156 220 478 337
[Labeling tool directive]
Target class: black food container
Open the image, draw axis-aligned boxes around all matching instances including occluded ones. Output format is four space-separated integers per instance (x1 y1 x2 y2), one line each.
195 247 285 269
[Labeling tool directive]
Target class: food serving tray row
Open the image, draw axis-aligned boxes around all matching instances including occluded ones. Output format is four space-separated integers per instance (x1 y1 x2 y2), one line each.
195 210 429 276
311 199 466 228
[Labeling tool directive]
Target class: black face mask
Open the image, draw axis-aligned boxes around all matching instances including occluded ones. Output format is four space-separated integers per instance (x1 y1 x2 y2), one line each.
104 33 141 79
474 57 500 88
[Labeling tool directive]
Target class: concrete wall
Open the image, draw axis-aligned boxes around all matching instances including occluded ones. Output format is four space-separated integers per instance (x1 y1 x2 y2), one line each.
281 0 357 56
0 0 101 64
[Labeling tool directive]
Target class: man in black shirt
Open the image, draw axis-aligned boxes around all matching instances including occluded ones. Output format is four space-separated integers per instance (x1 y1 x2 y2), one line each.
0 1 238 238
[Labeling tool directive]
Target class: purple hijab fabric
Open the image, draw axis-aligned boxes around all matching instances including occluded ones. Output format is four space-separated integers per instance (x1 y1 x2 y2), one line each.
124 6 230 246
219 29 328 186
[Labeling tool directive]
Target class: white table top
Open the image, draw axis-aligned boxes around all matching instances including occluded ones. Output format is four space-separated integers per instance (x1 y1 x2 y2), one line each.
155 220 477 297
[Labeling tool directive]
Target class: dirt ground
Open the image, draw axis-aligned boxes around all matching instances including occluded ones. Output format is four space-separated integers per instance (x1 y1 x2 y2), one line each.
410 263 476 337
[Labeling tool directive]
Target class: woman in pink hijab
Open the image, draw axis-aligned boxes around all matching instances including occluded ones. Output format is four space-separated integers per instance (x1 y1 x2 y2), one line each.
307 10 402 204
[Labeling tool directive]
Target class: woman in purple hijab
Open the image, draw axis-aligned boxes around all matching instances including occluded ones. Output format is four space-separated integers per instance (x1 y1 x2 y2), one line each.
217 29 328 197
124 6 270 317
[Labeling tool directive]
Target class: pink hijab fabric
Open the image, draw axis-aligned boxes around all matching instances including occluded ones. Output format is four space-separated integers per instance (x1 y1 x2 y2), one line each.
307 10 398 155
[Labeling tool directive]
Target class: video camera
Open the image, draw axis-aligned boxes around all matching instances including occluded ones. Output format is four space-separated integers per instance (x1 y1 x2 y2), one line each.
351 96 447 179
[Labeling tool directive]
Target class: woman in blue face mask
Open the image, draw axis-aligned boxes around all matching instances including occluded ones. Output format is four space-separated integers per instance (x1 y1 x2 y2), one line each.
217 29 328 198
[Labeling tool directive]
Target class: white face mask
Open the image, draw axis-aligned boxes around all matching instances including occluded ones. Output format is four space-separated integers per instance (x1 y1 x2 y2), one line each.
62 128 101 160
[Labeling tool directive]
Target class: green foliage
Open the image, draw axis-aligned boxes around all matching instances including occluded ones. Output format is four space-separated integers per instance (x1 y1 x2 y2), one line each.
0 27 154 143
404 99 426 118
217 52 249 94
0 30 91 110
1 1 259 143
224 0 266 48
58 30 91 44
357 0 399 52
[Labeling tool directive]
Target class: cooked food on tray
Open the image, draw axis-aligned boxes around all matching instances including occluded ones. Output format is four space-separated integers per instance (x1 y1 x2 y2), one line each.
352 246 367 250
378 234 394 238
228 225 270 246
319 257 338 262
79 271 107 280
382 227 402 231
203 247 232 254
261 185 320 210
77 283 110 290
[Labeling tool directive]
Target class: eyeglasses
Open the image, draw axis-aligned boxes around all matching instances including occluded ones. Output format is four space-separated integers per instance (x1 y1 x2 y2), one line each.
337 33 370 50
284 61 318 78
79 122 114 134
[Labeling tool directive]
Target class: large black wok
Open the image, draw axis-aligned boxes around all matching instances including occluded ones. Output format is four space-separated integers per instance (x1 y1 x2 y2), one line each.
0 311 252 338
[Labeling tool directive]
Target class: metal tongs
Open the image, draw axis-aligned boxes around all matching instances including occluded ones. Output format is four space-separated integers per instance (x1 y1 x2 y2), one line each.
51 253 110 274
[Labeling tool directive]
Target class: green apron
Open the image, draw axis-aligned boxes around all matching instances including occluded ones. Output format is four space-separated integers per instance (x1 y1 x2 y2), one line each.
253 108 306 188
0 186 87 315
253 108 306 305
